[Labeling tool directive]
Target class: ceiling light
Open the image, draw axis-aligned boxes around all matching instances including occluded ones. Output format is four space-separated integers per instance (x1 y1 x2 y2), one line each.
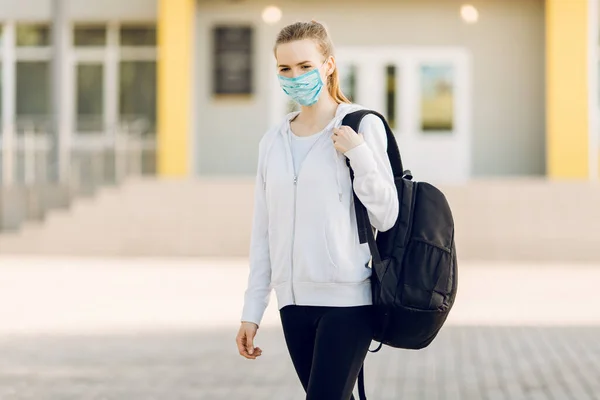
262 6 282 25
460 4 479 24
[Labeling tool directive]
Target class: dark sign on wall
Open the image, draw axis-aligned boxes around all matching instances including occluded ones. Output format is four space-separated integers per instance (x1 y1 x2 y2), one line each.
213 25 253 96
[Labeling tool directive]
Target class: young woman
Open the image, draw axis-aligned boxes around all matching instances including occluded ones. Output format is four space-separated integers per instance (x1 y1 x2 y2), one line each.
235 21 399 400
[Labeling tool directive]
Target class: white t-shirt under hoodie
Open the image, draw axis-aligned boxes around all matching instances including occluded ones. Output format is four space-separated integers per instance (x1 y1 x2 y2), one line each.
290 126 327 175
241 103 399 326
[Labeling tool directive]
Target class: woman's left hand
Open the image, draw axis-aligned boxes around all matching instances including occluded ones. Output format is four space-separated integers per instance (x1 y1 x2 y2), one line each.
332 126 365 154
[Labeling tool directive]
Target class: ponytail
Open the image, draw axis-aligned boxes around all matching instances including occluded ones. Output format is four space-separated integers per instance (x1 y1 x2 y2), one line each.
328 66 351 104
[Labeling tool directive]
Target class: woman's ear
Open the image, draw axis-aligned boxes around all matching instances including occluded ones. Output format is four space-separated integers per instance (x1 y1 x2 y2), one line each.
326 56 336 77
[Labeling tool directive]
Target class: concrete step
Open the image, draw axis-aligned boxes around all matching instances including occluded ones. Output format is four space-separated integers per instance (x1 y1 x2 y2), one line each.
1 178 599 261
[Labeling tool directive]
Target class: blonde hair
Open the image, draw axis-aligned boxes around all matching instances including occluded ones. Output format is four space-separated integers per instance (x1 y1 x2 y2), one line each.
274 21 351 104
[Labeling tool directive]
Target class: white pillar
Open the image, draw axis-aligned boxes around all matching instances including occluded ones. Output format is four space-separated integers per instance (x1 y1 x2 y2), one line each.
2 23 16 186
106 22 119 137
52 0 71 184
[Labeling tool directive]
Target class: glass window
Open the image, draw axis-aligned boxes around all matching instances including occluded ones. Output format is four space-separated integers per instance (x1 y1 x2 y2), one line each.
120 61 156 133
338 64 356 102
0 63 3 124
212 26 253 96
386 65 397 129
16 61 50 122
120 25 156 46
420 64 454 132
0 28 2 125
16 24 51 47
74 25 107 46
76 64 104 132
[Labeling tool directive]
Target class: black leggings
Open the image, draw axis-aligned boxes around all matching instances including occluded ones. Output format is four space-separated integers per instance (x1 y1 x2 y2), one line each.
280 305 373 400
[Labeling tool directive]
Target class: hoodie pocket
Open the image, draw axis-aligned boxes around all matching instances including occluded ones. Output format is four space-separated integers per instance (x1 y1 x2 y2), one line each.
325 215 370 284
324 229 341 270
293 226 337 284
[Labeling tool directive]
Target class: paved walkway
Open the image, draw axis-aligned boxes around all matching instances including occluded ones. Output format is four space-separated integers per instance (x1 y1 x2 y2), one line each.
0 326 598 399
0 256 599 399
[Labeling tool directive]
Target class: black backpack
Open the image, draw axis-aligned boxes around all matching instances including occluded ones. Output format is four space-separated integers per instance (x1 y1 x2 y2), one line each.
341 110 459 400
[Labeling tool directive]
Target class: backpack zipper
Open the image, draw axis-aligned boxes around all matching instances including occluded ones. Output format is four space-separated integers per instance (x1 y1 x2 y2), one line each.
404 182 419 246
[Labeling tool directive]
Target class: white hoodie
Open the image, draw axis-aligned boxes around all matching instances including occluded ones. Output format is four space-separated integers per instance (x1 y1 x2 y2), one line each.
241 103 399 326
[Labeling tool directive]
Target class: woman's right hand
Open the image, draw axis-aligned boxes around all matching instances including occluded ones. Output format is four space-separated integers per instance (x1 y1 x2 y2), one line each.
236 321 263 360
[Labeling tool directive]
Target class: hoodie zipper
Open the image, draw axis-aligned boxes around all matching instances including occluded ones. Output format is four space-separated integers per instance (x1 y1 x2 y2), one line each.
291 173 298 304
286 127 330 305
284 109 350 303
285 128 298 305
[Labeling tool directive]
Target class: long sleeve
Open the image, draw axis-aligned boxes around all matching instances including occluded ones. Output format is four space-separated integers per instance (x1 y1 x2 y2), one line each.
240 144 272 327
344 114 399 232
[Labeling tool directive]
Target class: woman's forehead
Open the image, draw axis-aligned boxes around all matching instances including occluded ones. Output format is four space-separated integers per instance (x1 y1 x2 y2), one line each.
276 39 321 64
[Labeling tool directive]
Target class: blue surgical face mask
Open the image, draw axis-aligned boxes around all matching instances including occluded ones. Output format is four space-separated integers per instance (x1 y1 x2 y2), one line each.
278 63 326 107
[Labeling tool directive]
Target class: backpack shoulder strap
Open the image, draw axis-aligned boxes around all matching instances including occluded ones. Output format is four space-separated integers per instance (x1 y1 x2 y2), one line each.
341 109 404 178
358 365 367 400
341 109 404 271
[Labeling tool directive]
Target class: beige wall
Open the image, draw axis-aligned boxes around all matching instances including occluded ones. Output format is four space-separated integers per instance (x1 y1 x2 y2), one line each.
0 0 156 20
195 0 545 177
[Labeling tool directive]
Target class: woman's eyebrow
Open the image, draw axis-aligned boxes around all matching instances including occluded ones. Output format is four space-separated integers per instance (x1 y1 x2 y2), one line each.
278 61 312 68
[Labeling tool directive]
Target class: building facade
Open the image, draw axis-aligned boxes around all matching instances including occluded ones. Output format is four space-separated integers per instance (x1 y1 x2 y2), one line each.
0 0 597 187
163 0 600 183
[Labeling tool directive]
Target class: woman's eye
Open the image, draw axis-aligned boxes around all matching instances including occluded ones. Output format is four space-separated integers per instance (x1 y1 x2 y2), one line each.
280 68 290 72
302 65 312 69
